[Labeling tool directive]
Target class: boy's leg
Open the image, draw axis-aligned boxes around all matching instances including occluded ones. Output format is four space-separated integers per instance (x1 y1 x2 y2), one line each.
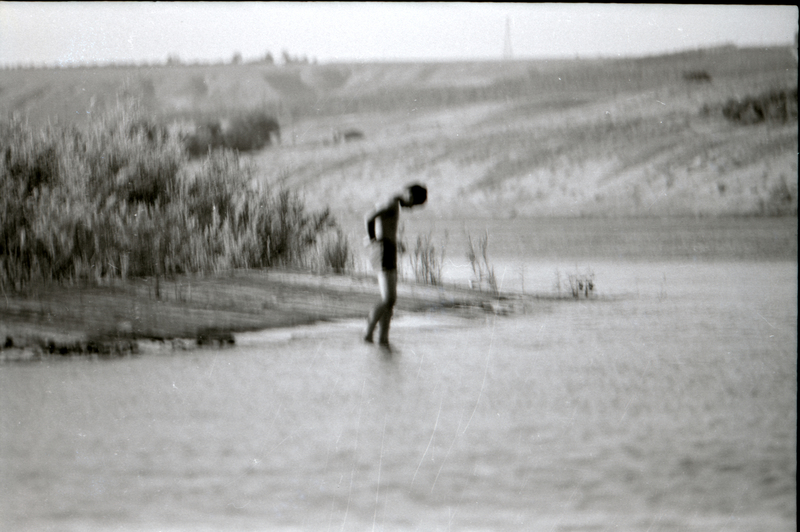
377 270 397 345
365 304 381 342
365 270 389 342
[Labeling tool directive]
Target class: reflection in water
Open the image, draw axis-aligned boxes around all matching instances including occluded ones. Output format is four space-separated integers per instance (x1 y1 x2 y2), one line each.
0 261 796 531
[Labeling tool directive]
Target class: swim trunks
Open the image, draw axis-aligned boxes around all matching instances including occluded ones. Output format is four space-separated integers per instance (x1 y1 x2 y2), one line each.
370 238 397 271
381 238 397 271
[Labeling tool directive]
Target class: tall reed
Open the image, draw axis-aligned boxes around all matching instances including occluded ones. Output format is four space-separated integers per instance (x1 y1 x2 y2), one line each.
410 232 446 286
466 230 497 294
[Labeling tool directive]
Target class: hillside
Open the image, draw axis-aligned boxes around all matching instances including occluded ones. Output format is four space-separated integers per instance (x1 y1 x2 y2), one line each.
1 46 796 218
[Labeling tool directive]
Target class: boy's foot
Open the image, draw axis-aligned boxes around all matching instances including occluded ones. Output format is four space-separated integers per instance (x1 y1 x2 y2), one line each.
377 341 392 354
363 321 374 343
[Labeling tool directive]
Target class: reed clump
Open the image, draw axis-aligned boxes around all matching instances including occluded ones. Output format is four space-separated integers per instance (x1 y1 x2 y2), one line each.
314 228 353 274
466 230 497 294
0 100 347 291
554 267 595 299
410 232 446 286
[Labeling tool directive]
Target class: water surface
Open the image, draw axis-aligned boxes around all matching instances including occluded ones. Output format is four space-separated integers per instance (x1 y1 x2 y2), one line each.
1 220 796 531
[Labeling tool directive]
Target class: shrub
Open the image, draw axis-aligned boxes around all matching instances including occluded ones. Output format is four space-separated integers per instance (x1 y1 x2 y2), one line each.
183 110 280 157
554 267 596 299
2 132 60 195
567 271 595 299
224 112 281 152
313 228 352 274
721 87 798 125
332 128 365 143
184 121 224 157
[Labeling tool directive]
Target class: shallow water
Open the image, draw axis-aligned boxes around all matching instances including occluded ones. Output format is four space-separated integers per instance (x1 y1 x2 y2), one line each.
1 223 797 531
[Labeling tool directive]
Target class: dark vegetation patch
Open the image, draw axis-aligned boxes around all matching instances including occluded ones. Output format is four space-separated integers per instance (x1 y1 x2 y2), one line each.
682 70 712 83
717 87 798 125
183 110 281 157
332 128 364 143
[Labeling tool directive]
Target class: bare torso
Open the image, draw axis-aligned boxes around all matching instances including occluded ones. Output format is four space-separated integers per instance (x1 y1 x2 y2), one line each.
373 199 401 243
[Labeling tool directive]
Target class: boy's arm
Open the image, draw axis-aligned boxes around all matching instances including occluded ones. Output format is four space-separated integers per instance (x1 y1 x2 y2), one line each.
364 199 395 241
365 210 377 241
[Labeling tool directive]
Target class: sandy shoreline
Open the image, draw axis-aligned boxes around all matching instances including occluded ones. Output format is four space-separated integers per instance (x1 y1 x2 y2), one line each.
0 269 534 361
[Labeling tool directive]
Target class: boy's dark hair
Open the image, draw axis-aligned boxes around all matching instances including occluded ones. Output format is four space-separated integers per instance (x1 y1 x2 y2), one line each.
407 183 427 206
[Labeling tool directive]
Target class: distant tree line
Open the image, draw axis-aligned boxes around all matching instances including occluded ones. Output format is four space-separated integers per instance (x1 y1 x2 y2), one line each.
0 49 315 70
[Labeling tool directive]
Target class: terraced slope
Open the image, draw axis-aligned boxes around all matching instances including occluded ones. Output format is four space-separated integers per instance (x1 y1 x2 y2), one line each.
1 46 796 217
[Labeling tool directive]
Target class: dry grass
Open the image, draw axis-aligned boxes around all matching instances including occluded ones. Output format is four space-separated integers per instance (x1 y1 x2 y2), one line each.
465 230 497 294
409 232 446 286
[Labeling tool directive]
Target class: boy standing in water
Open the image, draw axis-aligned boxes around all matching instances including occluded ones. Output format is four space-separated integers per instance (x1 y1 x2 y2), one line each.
364 183 428 346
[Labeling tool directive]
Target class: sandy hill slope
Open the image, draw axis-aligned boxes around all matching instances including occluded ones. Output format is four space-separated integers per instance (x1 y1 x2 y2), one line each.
1 46 796 218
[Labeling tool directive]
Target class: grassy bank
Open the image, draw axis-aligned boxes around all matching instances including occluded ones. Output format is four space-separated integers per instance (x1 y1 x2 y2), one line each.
0 268 525 360
0 100 345 291
0 100 529 359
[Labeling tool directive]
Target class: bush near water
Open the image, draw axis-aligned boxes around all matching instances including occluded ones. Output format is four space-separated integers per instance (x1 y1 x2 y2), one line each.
0 101 342 291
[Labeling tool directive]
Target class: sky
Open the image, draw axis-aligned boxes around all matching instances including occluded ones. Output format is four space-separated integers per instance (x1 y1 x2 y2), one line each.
0 2 797 67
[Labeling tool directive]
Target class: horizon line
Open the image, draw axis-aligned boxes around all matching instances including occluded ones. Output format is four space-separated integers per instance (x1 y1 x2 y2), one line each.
1 41 795 70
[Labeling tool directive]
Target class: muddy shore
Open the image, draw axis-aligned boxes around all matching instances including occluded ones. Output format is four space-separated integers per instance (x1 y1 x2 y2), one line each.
0 269 536 361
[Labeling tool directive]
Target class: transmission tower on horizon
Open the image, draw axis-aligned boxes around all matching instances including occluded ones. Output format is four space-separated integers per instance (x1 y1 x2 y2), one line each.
503 16 513 60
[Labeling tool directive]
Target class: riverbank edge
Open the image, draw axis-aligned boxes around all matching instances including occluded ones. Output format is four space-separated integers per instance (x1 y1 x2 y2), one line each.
0 268 577 362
